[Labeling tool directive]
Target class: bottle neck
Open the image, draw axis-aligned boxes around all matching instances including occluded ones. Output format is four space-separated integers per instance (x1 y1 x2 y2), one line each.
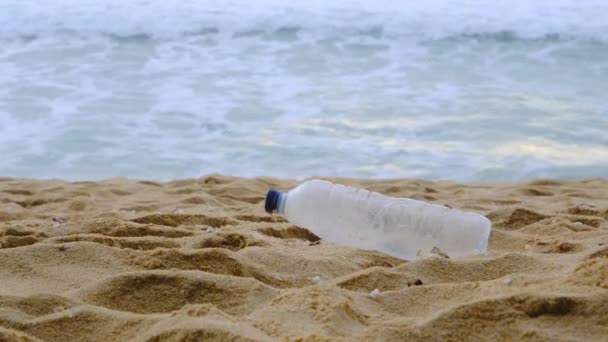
277 193 287 214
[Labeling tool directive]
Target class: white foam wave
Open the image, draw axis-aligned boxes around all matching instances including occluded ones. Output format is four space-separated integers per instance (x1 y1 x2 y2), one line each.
1 0 608 41
1 1 608 181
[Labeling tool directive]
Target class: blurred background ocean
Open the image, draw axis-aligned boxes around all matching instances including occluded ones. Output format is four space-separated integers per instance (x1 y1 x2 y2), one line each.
1 0 607 181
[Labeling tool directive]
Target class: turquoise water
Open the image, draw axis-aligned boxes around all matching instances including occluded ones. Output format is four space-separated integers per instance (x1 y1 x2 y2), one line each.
1 0 607 181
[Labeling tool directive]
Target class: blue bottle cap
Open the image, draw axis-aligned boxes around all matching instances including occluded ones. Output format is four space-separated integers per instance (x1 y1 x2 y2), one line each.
265 189 282 213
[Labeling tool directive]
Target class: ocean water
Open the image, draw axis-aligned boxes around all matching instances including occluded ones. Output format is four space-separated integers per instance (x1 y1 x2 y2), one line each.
1 0 607 181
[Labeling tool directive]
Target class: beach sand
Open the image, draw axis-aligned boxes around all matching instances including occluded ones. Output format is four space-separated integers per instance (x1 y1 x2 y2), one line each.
0 175 607 341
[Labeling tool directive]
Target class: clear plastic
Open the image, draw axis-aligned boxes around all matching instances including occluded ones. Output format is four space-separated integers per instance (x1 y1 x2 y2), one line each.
280 179 491 260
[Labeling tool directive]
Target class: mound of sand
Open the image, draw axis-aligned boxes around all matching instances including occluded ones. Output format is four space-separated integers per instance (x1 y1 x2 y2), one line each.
0 176 607 341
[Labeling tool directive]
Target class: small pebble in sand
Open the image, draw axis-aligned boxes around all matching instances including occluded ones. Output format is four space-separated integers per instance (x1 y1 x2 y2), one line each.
311 276 321 285
274 274 283 282
574 222 583 226
431 246 450 259
52 218 65 227
369 288 380 299
503 278 513 286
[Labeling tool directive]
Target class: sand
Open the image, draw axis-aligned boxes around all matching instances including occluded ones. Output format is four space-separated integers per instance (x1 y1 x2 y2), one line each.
0 175 607 341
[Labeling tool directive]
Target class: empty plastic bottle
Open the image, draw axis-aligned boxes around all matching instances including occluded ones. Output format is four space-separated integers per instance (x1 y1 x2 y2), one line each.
265 179 491 260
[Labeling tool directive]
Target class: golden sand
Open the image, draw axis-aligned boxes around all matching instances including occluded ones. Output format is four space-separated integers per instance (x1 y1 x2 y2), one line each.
0 175 607 341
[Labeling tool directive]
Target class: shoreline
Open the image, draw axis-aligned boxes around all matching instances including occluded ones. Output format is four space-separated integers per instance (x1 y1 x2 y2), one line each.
1 176 607 340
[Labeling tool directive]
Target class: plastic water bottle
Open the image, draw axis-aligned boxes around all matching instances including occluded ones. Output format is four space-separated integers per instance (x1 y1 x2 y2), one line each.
265 179 491 260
